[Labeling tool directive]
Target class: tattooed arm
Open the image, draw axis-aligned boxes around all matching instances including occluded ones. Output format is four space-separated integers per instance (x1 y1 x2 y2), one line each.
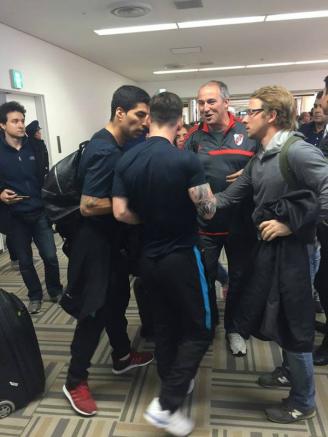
188 183 217 220
80 195 112 217
112 196 141 224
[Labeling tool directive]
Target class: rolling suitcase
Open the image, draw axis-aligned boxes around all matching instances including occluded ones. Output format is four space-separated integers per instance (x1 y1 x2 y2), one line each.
0 289 45 418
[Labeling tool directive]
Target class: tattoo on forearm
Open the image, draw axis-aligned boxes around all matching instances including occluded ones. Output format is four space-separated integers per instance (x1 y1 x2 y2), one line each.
189 183 217 219
84 197 97 208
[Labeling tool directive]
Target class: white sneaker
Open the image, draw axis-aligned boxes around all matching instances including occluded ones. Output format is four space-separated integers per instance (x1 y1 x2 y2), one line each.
144 397 194 436
226 333 247 356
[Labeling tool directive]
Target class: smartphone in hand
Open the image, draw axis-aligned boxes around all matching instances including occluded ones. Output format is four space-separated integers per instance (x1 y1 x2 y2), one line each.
15 195 31 199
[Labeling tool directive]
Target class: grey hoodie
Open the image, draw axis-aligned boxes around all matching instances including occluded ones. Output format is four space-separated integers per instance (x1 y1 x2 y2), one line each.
216 130 328 223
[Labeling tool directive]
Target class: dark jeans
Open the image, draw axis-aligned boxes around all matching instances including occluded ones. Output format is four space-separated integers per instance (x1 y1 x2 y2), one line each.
315 224 328 318
66 265 131 387
6 234 17 261
199 233 255 332
217 261 228 286
8 212 62 301
141 247 213 412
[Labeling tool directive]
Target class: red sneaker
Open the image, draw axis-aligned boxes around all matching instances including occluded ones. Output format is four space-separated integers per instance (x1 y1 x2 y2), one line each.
63 381 97 416
112 351 153 375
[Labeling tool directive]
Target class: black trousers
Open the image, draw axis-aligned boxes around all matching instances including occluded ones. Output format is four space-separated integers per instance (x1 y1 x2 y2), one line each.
315 224 328 322
66 255 131 387
199 233 256 332
140 246 213 412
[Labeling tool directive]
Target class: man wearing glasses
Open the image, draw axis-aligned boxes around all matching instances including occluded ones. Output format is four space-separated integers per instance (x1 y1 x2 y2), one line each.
216 85 328 423
185 80 257 357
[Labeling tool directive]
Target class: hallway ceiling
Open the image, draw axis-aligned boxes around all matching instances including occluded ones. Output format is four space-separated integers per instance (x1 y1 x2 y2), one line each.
1 0 328 82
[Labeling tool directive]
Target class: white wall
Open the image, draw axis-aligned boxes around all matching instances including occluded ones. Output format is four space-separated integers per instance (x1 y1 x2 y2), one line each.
139 69 327 99
0 23 135 163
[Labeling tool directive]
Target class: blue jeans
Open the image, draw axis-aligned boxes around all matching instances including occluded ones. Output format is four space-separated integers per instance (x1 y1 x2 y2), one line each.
282 349 315 411
9 211 62 301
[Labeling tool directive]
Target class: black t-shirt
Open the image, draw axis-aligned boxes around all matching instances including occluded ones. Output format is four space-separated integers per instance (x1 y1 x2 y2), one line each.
112 136 206 257
78 128 123 235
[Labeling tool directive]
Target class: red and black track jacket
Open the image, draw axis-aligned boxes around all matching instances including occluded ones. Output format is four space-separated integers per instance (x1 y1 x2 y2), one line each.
185 113 257 234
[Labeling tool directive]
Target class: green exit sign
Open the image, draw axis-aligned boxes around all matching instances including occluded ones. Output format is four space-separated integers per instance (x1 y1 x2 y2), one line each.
10 69 23 89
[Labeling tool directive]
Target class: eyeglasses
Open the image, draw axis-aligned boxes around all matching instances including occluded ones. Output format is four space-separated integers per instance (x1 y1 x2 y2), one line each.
245 108 264 117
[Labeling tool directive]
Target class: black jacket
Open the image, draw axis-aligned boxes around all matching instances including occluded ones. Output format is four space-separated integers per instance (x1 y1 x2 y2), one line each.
234 190 318 352
0 132 49 233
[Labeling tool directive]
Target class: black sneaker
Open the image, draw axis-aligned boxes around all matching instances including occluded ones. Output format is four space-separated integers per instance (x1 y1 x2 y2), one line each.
258 366 291 388
313 289 324 314
265 404 316 423
313 334 328 366
49 293 63 303
112 351 153 375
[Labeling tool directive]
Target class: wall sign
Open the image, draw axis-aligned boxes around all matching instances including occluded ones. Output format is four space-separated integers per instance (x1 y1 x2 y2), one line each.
10 69 23 89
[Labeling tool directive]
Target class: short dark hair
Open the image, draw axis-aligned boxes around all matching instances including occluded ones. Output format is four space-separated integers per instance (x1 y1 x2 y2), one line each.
0 101 26 124
110 85 150 121
150 92 183 125
324 76 328 91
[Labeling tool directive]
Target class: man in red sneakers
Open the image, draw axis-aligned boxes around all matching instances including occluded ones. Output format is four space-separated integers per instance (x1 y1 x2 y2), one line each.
62 85 153 416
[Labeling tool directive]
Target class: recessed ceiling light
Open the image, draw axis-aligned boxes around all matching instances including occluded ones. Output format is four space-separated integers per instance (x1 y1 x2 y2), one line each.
266 10 328 21
246 62 294 68
177 16 265 29
294 59 328 65
94 9 328 36
153 59 328 75
94 23 177 35
199 65 245 71
153 68 198 74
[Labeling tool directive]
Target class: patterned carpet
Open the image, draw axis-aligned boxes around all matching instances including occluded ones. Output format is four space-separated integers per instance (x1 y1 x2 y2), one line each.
0 238 327 437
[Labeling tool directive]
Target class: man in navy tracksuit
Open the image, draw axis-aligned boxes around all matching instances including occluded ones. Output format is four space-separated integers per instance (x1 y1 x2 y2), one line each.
185 80 257 356
112 91 216 436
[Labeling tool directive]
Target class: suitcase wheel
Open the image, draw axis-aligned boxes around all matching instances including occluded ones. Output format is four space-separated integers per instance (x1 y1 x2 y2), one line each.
0 400 15 419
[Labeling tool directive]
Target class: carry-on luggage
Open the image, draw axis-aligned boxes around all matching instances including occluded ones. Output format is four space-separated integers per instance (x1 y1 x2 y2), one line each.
0 289 45 418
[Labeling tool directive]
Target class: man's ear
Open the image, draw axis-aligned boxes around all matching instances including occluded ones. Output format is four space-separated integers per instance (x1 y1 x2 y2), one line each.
267 110 278 125
115 107 126 122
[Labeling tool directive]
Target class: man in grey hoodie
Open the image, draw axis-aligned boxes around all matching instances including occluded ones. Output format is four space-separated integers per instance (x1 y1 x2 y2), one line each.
216 85 328 424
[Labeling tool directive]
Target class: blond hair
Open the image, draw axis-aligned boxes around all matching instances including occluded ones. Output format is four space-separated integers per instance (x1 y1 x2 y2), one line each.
251 85 296 130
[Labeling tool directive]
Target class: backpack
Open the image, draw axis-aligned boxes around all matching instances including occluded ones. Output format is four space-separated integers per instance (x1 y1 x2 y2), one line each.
278 135 300 189
41 140 88 226
248 135 300 189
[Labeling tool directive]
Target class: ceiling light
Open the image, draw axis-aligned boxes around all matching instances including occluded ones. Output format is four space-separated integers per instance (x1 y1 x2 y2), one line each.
178 16 265 29
94 23 177 36
153 69 198 74
199 65 245 71
294 59 328 65
266 10 328 21
153 58 328 75
246 62 294 68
